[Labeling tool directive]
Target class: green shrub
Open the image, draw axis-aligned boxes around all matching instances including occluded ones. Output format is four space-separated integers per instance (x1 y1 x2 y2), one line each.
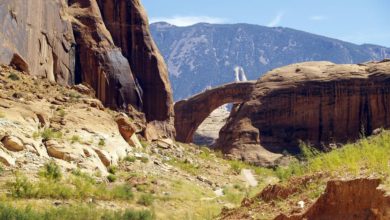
107 166 117 175
299 141 320 160
229 160 245 175
124 156 136 163
168 159 199 175
140 157 149 164
107 174 117 183
0 203 154 220
40 161 62 181
140 141 149 148
120 209 154 220
8 174 36 198
98 138 106 147
8 72 20 81
222 186 245 204
58 109 66 117
137 193 154 206
70 135 81 144
111 184 134 200
41 128 63 140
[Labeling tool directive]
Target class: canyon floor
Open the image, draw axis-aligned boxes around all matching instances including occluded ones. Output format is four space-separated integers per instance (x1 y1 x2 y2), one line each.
1 66 390 219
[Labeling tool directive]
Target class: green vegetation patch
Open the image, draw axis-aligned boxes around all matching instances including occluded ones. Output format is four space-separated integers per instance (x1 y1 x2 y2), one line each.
0 203 154 220
33 128 63 141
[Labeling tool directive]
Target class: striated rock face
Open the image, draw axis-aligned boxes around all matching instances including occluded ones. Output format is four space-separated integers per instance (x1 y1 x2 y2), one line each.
67 0 141 109
174 81 256 143
217 60 390 165
0 0 175 137
96 0 174 123
0 0 75 84
275 178 390 220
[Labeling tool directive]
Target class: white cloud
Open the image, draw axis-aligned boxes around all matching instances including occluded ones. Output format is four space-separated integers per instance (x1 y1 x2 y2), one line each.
149 16 227 26
309 15 327 21
267 11 285 27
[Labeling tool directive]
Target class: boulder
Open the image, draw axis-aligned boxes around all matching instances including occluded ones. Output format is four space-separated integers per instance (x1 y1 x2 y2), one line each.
94 148 112 167
155 138 175 149
72 84 94 96
1 135 24 152
115 115 137 142
44 140 79 162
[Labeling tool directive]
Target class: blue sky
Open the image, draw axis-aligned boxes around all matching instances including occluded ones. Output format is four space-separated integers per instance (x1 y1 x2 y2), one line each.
142 0 390 47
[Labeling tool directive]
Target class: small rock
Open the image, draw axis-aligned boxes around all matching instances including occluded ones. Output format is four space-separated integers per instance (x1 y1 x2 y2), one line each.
51 100 62 105
53 201 62 206
298 200 305 209
36 113 50 128
197 176 213 186
0 102 12 108
214 188 224 197
55 96 67 102
156 138 174 149
94 148 112 167
373 128 384 136
0 149 15 166
72 84 93 95
12 92 23 99
84 99 104 110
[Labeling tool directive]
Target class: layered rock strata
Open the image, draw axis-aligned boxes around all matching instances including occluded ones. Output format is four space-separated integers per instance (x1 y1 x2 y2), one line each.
216 60 390 165
0 0 174 137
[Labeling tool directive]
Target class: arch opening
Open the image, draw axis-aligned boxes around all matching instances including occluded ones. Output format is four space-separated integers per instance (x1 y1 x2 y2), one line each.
174 81 256 143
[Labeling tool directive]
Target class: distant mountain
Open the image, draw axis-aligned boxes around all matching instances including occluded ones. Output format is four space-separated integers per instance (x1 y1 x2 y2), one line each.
150 22 390 100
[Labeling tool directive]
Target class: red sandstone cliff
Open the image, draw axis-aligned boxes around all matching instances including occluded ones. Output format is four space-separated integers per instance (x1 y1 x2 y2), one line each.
0 0 174 138
216 60 390 165
0 0 74 84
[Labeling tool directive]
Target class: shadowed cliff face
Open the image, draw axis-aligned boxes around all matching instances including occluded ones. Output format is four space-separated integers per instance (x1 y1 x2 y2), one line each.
0 0 174 137
67 0 142 109
96 0 174 122
216 60 390 165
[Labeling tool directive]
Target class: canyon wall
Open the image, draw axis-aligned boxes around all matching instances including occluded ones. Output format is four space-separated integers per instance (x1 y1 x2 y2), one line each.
0 0 174 138
216 60 390 165
0 0 75 84
97 0 174 123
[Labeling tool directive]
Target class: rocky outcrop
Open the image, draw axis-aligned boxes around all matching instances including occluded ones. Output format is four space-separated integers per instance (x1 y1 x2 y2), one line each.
275 178 390 220
216 60 390 165
0 0 175 138
67 0 141 109
0 0 75 83
0 66 136 174
96 0 174 123
174 81 256 143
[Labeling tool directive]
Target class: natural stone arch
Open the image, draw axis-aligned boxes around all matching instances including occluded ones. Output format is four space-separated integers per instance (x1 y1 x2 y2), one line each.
174 81 256 143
